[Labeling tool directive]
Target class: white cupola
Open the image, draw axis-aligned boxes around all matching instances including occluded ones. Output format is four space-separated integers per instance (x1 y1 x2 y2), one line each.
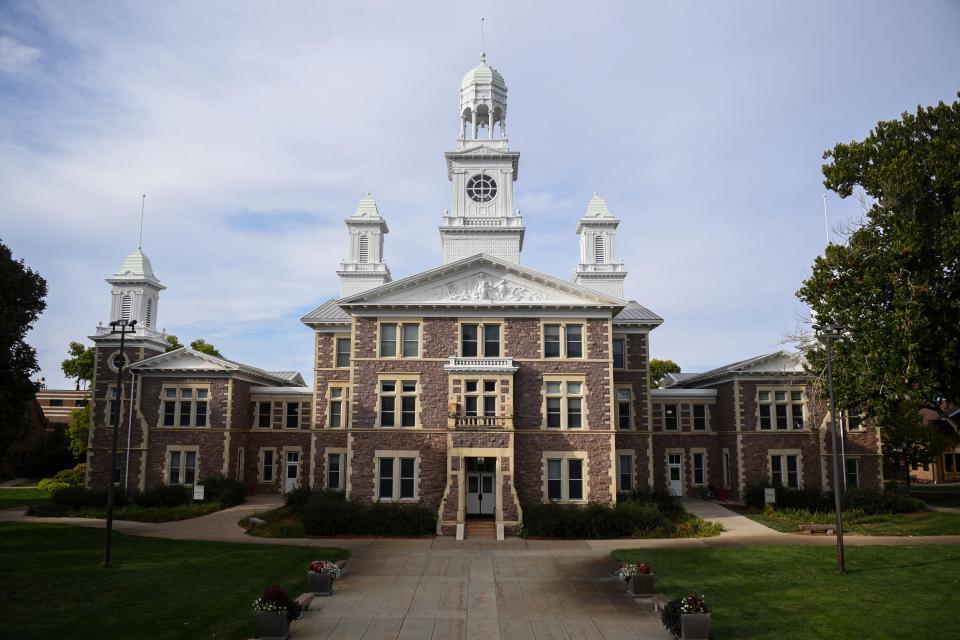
573 193 627 298
106 247 166 330
337 193 391 297
440 53 524 264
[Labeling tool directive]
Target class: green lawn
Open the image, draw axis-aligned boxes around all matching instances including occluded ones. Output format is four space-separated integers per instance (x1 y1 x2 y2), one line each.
0 523 348 639
0 487 50 509
613 545 960 639
741 506 960 536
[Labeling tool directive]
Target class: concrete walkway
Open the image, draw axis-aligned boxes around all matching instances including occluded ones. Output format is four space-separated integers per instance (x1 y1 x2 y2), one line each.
927 504 960 515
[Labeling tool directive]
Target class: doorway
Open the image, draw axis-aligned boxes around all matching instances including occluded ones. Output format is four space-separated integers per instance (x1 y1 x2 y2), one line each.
465 457 496 517
285 451 300 493
667 453 684 496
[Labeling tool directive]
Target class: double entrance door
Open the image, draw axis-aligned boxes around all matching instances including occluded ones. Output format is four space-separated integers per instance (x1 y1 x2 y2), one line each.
465 457 496 517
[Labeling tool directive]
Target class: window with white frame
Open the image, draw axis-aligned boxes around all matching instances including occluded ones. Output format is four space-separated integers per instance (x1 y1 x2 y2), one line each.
544 379 584 429
260 449 275 483
612 337 626 369
256 401 272 428
758 390 805 430
545 457 586 502
844 406 864 431
464 379 498 417
162 386 209 427
328 386 349 428
335 337 351 368
168 448 197 485
461 322 501 357
107 386 122 427
770 453 800 488
543 323 584 358
379 322 420 358
617 454 634 493
376 455 417 500
327 452 344 490
379 379 418 427
284 402 301 429
845 459 859 488
692 452 706 485
616 387 632 430
663 403 678 431
693 404 707 431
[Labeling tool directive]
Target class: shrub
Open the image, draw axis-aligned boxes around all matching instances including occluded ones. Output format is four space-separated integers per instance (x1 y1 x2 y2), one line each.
50 485 127 509
38 463 87 492
520 501 670 539
284 487 344 514
744 484 832 512
618 487 682 516
200 475 245 506
747 483 927 516
131 485 192 508
300 497 435 537
843 488 925 515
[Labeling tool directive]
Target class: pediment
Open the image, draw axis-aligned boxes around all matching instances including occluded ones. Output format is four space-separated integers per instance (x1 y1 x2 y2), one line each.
130 348 238 372
339 255 624 308
739 352 805 374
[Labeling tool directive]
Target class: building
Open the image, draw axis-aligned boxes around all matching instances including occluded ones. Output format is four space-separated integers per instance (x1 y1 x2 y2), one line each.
36 390 90 426
85 53 882 537
909 406 960 484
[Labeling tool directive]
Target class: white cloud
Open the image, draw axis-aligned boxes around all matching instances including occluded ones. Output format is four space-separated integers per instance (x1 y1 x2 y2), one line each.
0 36 41 74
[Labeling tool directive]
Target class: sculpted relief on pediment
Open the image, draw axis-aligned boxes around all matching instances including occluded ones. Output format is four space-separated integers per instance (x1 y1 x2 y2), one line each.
408 272 550 303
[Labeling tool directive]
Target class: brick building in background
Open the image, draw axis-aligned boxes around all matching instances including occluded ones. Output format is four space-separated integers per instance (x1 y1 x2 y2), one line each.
85 54 882 537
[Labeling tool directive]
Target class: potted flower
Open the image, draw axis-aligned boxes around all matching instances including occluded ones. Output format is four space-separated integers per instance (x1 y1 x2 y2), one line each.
616 562 654 597
308 559 342 596
253 584 300 639
661 594 711 639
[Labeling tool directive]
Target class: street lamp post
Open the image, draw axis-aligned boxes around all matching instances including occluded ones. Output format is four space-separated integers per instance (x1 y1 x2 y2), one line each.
103 318 136 568
815 322 846 575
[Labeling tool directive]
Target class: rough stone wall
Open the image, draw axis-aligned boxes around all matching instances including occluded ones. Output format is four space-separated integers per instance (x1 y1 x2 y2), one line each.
514 432 613 506
613 333 649 430
613 433 652 491
348 431 448 508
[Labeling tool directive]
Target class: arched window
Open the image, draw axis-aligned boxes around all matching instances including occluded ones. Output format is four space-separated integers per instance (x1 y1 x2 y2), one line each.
145 297 153 326
121 295 132 320
358 235 369 263
594 236 605 264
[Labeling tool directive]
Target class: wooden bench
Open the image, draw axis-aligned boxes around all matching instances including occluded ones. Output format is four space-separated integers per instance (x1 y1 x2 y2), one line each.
295 593 314 611
799 524 835 535
652 594 670 613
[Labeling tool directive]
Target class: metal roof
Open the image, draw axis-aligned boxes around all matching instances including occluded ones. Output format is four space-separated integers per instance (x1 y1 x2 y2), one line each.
301 299 350 323
613 301 663 325
666 351 805 387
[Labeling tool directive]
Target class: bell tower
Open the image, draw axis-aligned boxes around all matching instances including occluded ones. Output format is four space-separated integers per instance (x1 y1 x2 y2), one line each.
439 53 524 264
337 193 391 297
574 193 627 298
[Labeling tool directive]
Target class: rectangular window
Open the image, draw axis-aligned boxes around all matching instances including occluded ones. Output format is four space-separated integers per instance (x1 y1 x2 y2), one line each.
618 454 633 493
461 324 478 357
376 455 418 501
544 325 561 358
179 388 192 427
568 459 584 500
335 338 351 368
195 390 208 427
613 338 626 369
845 459 859 488
380 323 397 357
107 386 122 428
163 386 210 428
565 324 583 358
617 388 632 430
771 455 783 486
692 405 706 431
945 454 955 473
846 407 863 431
547 459 562 501
163 389 176 427
399 457 415 499
402 324 419 357
722 451 731 489
483 324 501 357
771 454 800 488
257 401 272 428
327 453 343 490
168 449 197 485
328 387 347 429
380 381 395 427
49 398 64 407
285 402 300 429
664 404 678 431
261 450 275 482
379 379 417 428
378 457 394 499
693 453 705 485
544 380 584 429
786 455 799 488
759 389 805 431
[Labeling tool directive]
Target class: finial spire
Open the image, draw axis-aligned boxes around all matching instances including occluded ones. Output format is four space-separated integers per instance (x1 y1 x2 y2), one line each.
480 17 485 61
138 194 146 249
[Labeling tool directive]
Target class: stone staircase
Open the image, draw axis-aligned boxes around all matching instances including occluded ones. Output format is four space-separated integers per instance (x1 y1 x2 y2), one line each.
464 518 496 539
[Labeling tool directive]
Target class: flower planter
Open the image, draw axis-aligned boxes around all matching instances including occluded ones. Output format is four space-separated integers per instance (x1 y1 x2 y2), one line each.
681 612 711 640
255 611 290 640
627 573 655 597
307 570 333 596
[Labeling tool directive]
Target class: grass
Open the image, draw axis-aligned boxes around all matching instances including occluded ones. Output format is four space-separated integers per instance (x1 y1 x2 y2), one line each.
742 505 960 536
0 487 50 509
26 501 227 522
0 522 348 640
911 484 960 509
612 545 960 639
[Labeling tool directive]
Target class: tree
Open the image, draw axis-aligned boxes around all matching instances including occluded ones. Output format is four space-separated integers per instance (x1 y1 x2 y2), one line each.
190 339 222 358
879 400 947 487
0 240 47 455
61 341 94 390
165 334 183 352
650 358 681 389
798 95 960 432
66 404 91 458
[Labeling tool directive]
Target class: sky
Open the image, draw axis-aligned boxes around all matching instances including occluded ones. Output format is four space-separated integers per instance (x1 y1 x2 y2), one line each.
2 1 958 389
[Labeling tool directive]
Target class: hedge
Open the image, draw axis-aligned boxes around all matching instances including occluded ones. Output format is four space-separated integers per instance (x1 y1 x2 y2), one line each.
617 487 682 515
300 493 435 536
745 484 926 515
38 464 87 492
521 501 670 539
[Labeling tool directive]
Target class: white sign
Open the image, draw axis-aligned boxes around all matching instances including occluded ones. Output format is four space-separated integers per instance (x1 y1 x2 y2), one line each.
193 484 205 501
764 488 776 504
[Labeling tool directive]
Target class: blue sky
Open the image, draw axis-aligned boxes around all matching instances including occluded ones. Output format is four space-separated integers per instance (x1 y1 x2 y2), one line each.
2 1 958 388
